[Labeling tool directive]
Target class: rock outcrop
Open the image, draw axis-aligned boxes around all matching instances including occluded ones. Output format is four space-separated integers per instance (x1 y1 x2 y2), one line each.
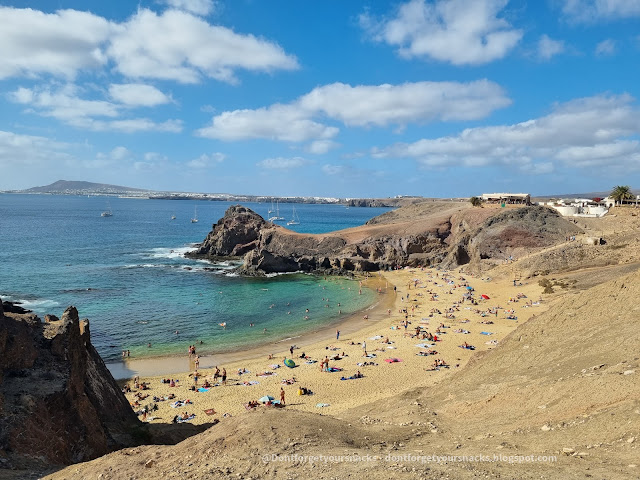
187 204 581 275
0 301 141 470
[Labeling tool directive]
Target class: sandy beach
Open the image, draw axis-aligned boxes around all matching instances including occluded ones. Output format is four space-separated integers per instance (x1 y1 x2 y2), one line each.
122 267 547 424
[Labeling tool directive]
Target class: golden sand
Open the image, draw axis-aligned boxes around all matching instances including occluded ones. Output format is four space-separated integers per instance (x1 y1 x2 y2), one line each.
123 268 547 424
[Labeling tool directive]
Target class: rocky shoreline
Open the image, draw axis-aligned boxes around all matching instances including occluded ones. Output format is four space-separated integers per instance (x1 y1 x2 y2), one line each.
186 203 581 276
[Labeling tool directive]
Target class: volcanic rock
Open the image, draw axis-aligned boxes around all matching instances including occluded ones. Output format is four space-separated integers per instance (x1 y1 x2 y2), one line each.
0 300 141 469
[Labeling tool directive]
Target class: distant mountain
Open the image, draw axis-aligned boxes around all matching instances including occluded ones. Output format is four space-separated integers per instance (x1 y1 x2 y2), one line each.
23 180 149 194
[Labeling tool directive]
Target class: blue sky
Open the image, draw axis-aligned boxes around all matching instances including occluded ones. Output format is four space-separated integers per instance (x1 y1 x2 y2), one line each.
1 0 639 197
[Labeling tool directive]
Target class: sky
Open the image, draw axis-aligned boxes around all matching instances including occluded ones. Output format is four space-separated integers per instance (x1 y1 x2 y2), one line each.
0 0 639 198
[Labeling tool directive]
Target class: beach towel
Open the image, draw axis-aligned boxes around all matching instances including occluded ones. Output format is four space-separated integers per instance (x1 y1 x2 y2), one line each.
327 367 342 372
204 408 216 415
370 335 383 340
257 372 277 377
269 364 280 369
305 360 317 364
384 358 403 363
365 353 377 358
316 403 330 408
197 388 209 393
241 381 259 386
459 345 475 350
340 375 363 381
175 414 196 423
415 343 433 349
480 331 494 335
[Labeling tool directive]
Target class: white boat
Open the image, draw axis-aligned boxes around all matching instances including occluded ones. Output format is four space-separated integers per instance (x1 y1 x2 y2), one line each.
268 200 275 215
171 214 176 220
191 206 198 223
268 201 284 222
101 200 113 217
286 206 300 225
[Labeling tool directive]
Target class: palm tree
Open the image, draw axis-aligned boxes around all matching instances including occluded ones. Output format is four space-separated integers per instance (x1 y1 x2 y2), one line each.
469 196 483 207
610 185 633 205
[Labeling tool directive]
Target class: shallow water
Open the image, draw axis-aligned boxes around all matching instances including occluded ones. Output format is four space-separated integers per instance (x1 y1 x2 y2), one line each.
0 194 389 362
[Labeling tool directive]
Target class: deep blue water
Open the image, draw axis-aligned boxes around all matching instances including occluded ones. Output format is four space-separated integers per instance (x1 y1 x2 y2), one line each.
0 194 390 362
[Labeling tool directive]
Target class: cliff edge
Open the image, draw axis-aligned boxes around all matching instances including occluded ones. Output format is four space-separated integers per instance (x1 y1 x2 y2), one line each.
0 301 141 470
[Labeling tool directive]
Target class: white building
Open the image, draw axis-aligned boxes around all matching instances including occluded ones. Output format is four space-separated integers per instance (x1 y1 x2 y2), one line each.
480 193 531 205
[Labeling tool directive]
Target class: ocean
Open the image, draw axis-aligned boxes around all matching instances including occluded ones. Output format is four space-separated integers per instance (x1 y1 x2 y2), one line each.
0 194 390 365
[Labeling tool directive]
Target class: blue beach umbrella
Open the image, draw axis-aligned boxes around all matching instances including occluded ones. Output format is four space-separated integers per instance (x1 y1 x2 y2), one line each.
259 395 274 403
284 358 296 368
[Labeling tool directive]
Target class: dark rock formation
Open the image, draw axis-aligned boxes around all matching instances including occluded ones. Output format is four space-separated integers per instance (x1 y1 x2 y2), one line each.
187 205 268 259
188 205 581 275
0 301 141 469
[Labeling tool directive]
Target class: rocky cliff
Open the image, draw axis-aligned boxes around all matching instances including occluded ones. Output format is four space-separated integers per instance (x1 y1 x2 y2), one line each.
187 204 581 275
0 301 141 470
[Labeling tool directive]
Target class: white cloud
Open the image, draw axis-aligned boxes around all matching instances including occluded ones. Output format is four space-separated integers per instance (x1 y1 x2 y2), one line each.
94 118 183 133
162 0 215 16
0 7 297 84
187 152 225 168
0 7 113 79
299 80 510 126
595 38 616 56
197 80 510 143
322 164 346 176
360 0 522 65
307 140 340 154
197 104 339 142
538 35 565 60
561 0 640 23
372 94 640 173
108 9 298 84
109 146 131 161
9 84 183 133
10 85 119 121
0 130 73 168
257 157 311 170
109 83 172 107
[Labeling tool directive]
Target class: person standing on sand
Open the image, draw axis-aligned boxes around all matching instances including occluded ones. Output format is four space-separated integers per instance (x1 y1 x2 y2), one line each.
362 341 367 356
280 387 285 405
336 330 340 340
221 368 227 385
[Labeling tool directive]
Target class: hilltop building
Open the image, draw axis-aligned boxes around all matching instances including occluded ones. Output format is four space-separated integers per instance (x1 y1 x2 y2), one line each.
544 198 609 217
480 193 531 205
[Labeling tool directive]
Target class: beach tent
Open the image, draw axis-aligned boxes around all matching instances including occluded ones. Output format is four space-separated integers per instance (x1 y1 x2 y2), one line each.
284 358 296 368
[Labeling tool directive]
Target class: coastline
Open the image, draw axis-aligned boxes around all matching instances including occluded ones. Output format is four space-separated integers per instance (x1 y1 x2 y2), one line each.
120 267 549 423
107 274 394 380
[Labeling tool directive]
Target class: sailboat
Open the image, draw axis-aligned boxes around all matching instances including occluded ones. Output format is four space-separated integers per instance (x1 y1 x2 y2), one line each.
101 200 113 217
171 213 176 220
268 201 284 222
268 200 275 215
191 206 198 223
286 206 300 225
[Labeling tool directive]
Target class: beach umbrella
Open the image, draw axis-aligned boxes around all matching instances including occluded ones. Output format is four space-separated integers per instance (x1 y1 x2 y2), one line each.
466 286 473 290
481 294 490 300
259 395 274 403
284 358 296 368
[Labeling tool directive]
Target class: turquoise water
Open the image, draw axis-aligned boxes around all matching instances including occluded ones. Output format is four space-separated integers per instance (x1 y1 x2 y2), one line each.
0 194 390 363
